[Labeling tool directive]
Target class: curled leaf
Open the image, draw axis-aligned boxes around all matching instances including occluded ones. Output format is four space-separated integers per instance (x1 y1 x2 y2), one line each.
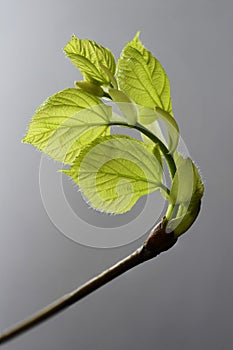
167 154 204 236
75 81 105 97
109 89 138 125
138 106 179 153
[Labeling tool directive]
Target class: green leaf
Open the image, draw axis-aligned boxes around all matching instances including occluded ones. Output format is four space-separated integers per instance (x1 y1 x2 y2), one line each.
99 63 118 89
61 127 110 164
108 88 138 125
169 157 194 205
75 81 105 97
138 107 167 146
167 200 202 238
169 154 204 206
23 88 111 164
64 135 163 214
116 32 172 112
64 35 116 85
167 154 204 236
155 107 179 154
139 107 179 153
140 121 167 147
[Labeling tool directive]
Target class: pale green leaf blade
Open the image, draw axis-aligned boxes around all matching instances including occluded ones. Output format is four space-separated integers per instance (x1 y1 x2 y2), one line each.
167 200 202 237
138 105 159 125
155 107 179 153
167 153 204 236
139 106 166 146
129 32 173 113
63 126 110 164
75 81 105 97
99 63 118 89
116 32 172 113
23 88 111 164
109 89 138 125
65 135 164 214
117 50 161 109
171 153 204 204
169 157 194 205
138 106 179 153
141 121 167 146
64 35 116 85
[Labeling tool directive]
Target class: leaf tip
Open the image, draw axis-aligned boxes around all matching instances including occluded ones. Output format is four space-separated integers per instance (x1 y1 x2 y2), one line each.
21 136 28 144
134 30 141 40
63 34 76 53
58 168 66 173
59 168 71 176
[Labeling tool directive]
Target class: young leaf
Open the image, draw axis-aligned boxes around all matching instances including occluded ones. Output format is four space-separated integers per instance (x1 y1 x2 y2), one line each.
117 32 172 113
140 121 167 147
170 154 204 204
108 89 138 125
61 127 110 165
64 35 116 85
75 81 105 97
23 88 111 164
167 154 204 236
155 107 179 154
99 63 118 89
169 157 194 205
167 200 202 237
64 135 163 214
139 106 179 154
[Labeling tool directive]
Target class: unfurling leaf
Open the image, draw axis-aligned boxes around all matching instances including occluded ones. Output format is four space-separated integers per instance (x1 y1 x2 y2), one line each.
154 107 179 154
64 35 116 85
168 199 202 238
117 32 172 113
138 106 179 153
108 89 138 125
169 153 204 205
23 88 111 164
75 81 105 97
169 157 194 205
64 135 163 214
167 154 204 236
99 63 118 89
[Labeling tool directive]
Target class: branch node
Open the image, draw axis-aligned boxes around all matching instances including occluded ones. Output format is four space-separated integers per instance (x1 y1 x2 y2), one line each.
142 217 178 260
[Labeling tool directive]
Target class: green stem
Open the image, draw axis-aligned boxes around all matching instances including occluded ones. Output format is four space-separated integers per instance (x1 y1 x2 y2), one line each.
165 203 175 221
109 120 177 219
109 121 176 178
159 183 170 196
136 122 176 178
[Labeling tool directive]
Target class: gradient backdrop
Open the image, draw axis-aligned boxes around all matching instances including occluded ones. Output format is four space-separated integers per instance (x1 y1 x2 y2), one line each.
1 0 233 349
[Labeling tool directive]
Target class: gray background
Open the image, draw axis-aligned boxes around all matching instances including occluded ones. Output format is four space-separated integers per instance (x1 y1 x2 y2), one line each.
1 0 233 349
